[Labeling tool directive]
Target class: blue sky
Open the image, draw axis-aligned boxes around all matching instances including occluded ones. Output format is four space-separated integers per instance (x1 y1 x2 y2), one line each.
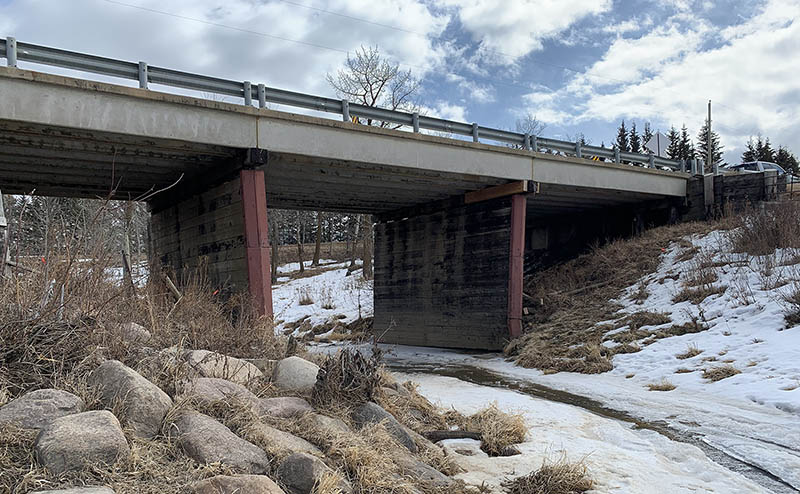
1 0 798 162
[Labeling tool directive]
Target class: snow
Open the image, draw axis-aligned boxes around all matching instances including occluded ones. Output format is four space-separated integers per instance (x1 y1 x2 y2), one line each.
605 230 800 415
400 372 768 493
271 260 372 333
290 227 800 491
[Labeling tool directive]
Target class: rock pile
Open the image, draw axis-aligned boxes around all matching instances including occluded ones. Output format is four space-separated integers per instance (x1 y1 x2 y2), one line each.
0 326 461 493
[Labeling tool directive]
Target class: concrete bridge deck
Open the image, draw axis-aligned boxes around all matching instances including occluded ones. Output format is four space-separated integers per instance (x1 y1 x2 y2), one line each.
0 66 690 350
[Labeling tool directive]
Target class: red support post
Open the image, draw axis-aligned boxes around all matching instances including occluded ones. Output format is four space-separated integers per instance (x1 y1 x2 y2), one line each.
507 194 526 339
240 169 273 318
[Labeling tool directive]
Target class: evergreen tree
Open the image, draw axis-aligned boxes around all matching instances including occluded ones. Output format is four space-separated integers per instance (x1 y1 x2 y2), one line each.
696 117 724 170
742 137 758 162
776 146 800 174
642 122 654 152
679 125 694 161
615 120 629 152
666 126 681 160
629 122 641 153
757 137 776 162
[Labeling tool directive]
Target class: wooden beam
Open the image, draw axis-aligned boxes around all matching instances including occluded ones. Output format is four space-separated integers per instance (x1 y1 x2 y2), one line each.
240 169 273 318
507 194 526 339
464 180 528 204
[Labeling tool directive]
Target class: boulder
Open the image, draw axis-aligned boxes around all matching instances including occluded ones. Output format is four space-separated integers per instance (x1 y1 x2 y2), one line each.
271 357 319 394
118 322 151 344
34 489 115 494
35 410 130 474
260 397 314 418
395 453 453 488
246 358 277 374
0 389 84 429
351 402 417 453
191 474 285 494
179 377 261 409
246 423 323 458
185 350 263 384
276 453 352 494
88 360 172 438
307 413 350 436
168 411 270 474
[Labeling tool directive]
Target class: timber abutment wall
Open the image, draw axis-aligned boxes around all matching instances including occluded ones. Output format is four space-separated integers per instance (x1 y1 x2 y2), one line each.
149 168 273 316
373 194 525 351
683 170 782 221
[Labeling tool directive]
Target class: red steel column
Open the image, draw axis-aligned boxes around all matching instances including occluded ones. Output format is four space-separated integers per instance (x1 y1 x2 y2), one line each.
507 194 526 339
240 169 273 318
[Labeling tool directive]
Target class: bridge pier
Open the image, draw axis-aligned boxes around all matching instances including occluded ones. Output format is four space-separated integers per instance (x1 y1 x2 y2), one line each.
373 185 528 350
149 162 273 318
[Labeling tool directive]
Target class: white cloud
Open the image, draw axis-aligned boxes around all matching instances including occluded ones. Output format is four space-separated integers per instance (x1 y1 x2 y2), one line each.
441 0 612 63
523 0 800 160
446 73 495 103
0 0 449 98
425 101 468 122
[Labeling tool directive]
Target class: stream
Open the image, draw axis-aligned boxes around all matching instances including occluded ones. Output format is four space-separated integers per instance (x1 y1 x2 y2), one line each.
384 356 798 494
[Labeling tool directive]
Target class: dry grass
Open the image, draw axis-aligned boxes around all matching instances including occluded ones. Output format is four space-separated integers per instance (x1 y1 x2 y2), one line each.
781 282 800 328
676 345 703 360
298 287 315 306
647 379 676 391
728 201 800 256
503 458 593 494
455 403 527 457
674 367 693 374
702 365 741 382
506 221 717 374
672 284 727 304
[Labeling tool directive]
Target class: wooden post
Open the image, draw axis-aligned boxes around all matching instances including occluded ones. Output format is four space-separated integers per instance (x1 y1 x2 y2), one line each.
240 169 273 318
507 194 526 339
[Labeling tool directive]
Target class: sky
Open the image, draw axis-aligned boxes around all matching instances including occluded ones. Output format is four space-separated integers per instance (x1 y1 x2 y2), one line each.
1 0 798 163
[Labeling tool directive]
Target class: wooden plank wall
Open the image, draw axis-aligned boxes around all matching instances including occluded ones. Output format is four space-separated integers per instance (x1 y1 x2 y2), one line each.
374 197 512 350
150 177 248 292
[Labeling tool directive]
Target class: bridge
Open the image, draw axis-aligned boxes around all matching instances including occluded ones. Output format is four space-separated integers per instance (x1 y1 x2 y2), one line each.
0 38 695 350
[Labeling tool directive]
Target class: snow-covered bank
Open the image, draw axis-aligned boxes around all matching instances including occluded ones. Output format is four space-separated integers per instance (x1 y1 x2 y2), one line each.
272 260 372 333
398 371 767 493
605 230 800 415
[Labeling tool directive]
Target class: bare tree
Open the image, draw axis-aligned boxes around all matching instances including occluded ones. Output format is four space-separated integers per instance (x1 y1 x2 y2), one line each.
311 210 323 267
326 45 420 129
515 113 546 137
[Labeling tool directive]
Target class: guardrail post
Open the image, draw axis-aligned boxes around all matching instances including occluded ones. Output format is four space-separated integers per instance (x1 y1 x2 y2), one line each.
137 62 148 89
648 154 655 168
689 159 696 175
575 141 582 159
472 123 479 142
712 160 719 175
523 133 531 151
680 159 686 173
698 159 705 175
243 81 252 106
614 147 620 163
258 84 266 108
342 100 350 122
531 135 538 152
6 37 17 67
412 112 420 133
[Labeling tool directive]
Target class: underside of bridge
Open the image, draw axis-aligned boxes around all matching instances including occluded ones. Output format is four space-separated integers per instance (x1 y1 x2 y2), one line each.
0 66 690 350
0 121 685 351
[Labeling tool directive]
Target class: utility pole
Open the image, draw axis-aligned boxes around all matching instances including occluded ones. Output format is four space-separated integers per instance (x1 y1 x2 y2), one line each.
707 100 712 173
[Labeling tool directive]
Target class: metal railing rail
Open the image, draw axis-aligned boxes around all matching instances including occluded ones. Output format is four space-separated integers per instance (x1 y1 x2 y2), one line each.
1 37 685 171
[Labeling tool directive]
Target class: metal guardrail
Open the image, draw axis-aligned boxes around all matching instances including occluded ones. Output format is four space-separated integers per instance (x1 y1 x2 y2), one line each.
1 36 688 172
